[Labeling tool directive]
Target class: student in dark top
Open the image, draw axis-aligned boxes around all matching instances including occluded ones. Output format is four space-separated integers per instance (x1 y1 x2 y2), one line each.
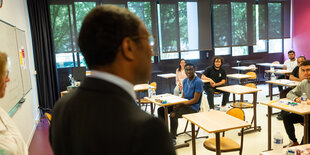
201 56 230 110
277 56 306 120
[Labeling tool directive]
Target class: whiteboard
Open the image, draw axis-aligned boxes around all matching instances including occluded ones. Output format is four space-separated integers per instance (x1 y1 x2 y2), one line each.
0 20 32 112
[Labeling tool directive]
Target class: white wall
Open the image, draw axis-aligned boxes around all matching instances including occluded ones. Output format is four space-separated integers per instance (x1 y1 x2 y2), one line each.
0 0 40 146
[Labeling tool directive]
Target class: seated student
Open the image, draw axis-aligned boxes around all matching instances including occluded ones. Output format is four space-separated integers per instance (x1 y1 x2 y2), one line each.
283 60 310 147
158 63 203 144
277 56 306 120
174 59 186 96
279 50 297 91
201 56 230 111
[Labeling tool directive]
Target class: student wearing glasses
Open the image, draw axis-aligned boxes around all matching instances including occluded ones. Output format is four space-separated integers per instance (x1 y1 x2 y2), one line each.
0 51 28 155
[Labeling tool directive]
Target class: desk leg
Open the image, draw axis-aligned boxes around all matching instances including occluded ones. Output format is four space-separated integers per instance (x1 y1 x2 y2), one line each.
253 92 257 130
216 133 221 155
305 114 309 144
191 123 196 155
241 79 244 101
150 103 154 116
269 83 273 100
168 78 172 94
164 107 168 127
138 91 141 107
268 107 272 150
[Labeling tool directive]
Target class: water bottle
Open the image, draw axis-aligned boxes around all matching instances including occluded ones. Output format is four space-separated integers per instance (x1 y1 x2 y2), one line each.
271 73 276 81
273 132 283 155
152 89 156 98
301 93 307 106
148 86 152 98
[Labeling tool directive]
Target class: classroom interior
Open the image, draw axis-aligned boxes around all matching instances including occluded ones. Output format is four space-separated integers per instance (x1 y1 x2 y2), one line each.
1 0 310 154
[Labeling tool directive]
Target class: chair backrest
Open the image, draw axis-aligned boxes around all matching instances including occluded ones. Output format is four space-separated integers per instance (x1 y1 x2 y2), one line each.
272 61 280 64
150 82 157 89
45 113 52 124
249 64 256 71
244 83 256 88
226 108 245 121
245 72 257 80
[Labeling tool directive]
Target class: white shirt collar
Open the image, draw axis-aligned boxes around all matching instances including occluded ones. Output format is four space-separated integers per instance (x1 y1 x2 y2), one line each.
89 70 136 100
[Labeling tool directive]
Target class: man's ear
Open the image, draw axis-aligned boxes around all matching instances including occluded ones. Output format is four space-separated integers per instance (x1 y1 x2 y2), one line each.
120 37 135 61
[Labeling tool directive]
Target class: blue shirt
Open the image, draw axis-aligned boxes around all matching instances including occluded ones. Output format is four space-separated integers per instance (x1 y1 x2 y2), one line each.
182 76 203 111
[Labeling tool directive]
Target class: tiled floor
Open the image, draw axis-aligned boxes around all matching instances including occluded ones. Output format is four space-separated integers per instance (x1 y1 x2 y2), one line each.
28 84 304 155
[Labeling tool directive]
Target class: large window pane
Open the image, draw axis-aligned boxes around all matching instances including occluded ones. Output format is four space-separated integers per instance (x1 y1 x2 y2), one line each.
232 46 248 56
75 2 96 34
253 39 267 52
50 5 73 53
79 53 87 67
55 53 74 68
213 4 229 47
215 47 230 56
231 2 247 46
268 3 282 39
179 2 199 59
253 5 267 53
269 39 282 53
158 3 178 60
128 2 152 34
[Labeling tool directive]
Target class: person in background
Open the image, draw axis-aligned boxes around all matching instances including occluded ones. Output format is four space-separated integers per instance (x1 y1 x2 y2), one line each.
279 50 298 91
201 56 230 111
277 56 307 120
50 5 175 155
174 59 186 96
283 60 310 147
170 63 203 144
0 51 28 155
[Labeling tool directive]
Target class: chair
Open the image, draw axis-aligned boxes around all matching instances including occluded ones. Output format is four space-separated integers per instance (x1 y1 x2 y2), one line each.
245 71 257 84
248 64 256 71
138 82 157 115
203 108 245 155
177 92 209 143
45 113 52 125
272 61 280 64
232 83 256 109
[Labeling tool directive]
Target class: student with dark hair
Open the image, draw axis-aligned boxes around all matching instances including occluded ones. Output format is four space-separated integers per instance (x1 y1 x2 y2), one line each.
201 56 230 111
50 5 175 155
279 50 298 91
277 56 307 120
171 63 203 144
174 59 186 96
283 60 310 147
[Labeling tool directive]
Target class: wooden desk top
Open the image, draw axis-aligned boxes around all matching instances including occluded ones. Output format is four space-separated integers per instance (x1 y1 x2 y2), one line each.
265 79 299 87
157 73 177 78
232 66 257 71
261 99 310 115
144 94 188 106
265 69 291 74
256 63 284 68
260 144 310 155
216 85 261 94
133 84 155 91
227 73 253 79
183 111 251 133
195 70 204 74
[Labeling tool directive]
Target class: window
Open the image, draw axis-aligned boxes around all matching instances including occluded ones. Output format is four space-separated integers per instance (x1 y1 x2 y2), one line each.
269 39 282 53
253 5 267 53
214 47 230 56
55 53 74 68
232 46 248 56
128 2 152 34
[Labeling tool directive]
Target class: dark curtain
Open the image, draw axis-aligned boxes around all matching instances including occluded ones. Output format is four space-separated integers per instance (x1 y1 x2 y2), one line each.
27 0 59 112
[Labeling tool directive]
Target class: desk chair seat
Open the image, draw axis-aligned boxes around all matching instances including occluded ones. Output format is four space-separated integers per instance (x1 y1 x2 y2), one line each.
45 113 52 125
245 72 257 84
203 137 240 152
203 108 245 155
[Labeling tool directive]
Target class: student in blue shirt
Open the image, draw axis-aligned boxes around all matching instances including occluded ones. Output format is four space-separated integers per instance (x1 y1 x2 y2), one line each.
170 63 203 143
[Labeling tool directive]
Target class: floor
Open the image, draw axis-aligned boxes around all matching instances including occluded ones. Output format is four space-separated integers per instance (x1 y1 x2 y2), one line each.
28 84 304 155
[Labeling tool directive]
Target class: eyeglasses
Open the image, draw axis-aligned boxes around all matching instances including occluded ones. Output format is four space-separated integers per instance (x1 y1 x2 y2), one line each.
131 35 156 46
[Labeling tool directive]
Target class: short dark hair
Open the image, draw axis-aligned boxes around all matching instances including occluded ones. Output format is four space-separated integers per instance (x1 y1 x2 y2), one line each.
301 60 310 66
298 56 306 60
288 50 295 54
185 63 195 69
78 5 141 69
212 56 224 67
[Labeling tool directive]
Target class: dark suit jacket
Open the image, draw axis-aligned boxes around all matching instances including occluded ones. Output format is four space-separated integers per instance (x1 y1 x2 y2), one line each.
50 77 176 155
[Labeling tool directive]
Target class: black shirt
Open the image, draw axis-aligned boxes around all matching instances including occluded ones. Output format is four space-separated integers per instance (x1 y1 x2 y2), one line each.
203 66 227 88
291 66 299 78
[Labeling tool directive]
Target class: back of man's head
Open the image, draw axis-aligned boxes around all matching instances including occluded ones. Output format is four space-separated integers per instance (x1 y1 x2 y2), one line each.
78 5 141 69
